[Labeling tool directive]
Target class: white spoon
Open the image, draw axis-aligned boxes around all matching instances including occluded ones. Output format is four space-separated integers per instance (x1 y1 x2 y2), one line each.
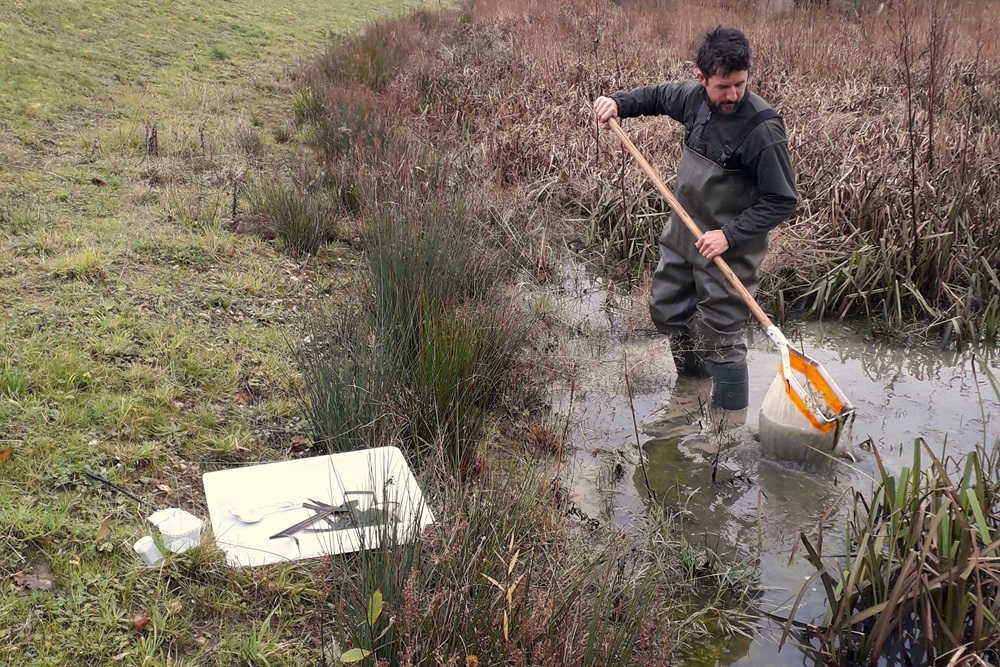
229 501 302 524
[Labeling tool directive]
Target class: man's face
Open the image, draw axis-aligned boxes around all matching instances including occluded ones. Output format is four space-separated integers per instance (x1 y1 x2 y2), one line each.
697 69 748 116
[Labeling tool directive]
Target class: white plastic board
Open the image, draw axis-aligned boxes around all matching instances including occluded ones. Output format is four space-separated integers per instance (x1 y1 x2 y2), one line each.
202 446 433 567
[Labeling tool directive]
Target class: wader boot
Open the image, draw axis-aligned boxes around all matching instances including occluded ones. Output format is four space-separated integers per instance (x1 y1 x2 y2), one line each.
669 331 710 378
711 363 749 411
649 139 768 411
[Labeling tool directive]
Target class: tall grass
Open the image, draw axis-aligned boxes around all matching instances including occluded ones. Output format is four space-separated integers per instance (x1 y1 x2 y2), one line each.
366 203 507 365
246 180 337 256
296 199 525 477
783 441 1000 664
325 459 757 666
296 307 397 455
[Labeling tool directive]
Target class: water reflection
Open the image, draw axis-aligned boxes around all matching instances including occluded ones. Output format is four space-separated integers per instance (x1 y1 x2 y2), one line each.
549 264 999 666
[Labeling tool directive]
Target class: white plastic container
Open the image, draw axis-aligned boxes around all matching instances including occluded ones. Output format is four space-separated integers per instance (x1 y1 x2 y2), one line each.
147 508 204 553
133 535 164 565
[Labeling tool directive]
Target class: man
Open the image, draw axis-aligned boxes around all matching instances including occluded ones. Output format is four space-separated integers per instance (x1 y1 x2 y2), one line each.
593 26 797 411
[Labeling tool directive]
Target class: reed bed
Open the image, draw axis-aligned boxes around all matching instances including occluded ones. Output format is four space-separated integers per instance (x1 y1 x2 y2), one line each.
288 0 1000 342
783 442 1000 665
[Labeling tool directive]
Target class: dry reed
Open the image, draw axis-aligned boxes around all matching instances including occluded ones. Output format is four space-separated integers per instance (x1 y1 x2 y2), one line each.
298 0 1000 342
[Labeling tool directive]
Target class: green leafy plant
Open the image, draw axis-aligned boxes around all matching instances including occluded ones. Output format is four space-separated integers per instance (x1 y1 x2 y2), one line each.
340 589 394 664
783 441 1000 664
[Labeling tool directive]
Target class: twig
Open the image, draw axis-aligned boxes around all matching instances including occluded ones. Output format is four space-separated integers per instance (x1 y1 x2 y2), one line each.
84 471 144 505
623 350 655 504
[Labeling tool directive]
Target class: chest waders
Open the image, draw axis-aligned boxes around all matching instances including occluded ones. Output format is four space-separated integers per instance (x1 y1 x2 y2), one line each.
649 144 768 410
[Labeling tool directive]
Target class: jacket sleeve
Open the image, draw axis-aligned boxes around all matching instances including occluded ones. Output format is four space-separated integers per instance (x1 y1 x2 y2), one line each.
609 81 696 123
720 119 798 249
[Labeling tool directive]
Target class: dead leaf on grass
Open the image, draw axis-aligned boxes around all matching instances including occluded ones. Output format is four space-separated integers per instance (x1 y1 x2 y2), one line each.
289 435 308 453
156 483 173 494
13 571 54 592
95 517 112 542
0 448 12 464
133 614 150 633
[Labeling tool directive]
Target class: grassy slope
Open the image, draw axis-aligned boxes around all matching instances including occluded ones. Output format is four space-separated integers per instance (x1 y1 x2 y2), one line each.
0 2 428 665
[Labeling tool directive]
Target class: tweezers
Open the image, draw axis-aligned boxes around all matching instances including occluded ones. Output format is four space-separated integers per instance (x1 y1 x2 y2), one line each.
268 498 359 540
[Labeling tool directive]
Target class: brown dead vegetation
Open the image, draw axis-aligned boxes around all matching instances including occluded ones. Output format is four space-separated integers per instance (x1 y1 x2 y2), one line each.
296 0 1000 332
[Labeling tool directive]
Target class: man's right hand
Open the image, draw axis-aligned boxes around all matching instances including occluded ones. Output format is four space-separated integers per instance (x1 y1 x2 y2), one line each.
593 96 618 129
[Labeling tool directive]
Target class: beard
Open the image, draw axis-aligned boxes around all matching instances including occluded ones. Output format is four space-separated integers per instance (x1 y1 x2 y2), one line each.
708 97 741 117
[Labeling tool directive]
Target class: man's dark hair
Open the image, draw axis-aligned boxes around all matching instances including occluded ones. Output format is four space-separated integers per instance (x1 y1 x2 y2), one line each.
696 26 752 79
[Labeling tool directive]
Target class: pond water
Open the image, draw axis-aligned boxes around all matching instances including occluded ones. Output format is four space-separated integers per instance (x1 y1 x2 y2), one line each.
547 262 1000 666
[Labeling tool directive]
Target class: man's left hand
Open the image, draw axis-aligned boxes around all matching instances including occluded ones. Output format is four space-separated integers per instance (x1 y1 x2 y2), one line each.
695 230 729 261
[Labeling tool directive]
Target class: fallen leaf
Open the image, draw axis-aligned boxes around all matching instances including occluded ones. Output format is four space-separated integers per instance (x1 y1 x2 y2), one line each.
0 448 11 464
156 484 172 494
95 517 112 542
13 571 53 592
133 614 150 633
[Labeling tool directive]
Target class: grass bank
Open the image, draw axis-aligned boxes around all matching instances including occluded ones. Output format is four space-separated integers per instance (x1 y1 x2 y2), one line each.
0 1 432 665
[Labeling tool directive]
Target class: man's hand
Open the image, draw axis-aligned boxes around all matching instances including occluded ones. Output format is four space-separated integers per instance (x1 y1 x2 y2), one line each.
593 96 618 129
696 230 730 261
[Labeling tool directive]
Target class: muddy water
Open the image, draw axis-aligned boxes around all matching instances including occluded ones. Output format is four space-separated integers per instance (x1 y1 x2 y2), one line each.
547 263 999 666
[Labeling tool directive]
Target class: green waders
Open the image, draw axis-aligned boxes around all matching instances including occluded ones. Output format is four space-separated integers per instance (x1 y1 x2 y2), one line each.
649 145 767 410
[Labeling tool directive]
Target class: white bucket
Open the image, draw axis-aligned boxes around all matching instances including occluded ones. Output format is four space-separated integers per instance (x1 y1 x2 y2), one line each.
758 374 854 467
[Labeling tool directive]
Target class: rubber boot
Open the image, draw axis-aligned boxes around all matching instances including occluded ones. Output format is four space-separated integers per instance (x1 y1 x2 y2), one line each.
711 364 749 411
670 333 710 379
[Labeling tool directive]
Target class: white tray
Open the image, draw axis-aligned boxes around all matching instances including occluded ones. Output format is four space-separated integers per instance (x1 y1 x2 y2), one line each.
202 446 433 567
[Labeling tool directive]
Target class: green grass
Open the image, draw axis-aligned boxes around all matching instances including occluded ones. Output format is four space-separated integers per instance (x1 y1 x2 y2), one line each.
0 1 434 665
297 199 526 477
0 0 419 132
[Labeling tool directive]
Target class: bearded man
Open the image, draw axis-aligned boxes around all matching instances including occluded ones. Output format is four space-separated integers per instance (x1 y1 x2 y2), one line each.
593 26 798 410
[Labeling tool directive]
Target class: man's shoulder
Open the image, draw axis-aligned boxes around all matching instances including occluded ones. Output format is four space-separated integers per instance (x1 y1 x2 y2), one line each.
676 79 704 96
743 91 787 138
743 90 775 114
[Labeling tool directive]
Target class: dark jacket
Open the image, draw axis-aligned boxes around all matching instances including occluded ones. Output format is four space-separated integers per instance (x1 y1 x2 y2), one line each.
611 80 798 249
